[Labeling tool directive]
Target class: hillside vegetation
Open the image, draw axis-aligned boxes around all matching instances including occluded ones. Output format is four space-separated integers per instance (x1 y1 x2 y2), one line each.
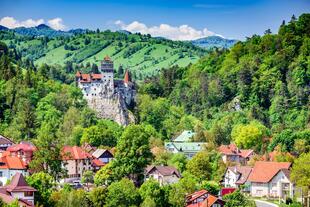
0 28 207 79
138 14 310 153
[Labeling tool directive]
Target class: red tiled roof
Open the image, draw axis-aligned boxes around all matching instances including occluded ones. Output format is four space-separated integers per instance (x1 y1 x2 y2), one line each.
5 173 37 192
7 142 36 152
91 73 102 79
92 158 105 167
219 144 253 158
0 156 26 169
248 161 291 183
145 165 181 177
79 73 102 83
186 190 224 207
62 146 93 160
75 71 81 77
0 191 33 207
186 190 208 203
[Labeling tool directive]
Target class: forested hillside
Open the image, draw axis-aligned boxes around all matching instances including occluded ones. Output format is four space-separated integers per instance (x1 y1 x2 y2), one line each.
137 14 310 154
0 28 207 79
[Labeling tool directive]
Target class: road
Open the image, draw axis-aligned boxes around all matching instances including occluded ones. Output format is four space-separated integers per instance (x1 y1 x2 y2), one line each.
255 200 278 207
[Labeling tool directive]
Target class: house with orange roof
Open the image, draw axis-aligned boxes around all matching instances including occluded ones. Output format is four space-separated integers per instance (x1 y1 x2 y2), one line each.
248 161 294 199
0 155 28 186
186 190 225 207
61 146 93 180
218 143 254 165
0 172 37 206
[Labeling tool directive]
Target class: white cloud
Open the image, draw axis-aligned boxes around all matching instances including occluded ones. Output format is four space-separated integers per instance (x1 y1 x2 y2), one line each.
0 16 44 28
47 18 66 30
114 20 221 40
0 16 67 30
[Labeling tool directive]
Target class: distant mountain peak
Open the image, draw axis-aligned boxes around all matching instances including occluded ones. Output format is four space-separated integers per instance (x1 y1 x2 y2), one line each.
0 25 8 31
36 24 52 30
191 36 238 49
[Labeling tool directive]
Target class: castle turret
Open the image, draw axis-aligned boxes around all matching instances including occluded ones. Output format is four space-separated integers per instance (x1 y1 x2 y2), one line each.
100 55 114 91
124 69 131 86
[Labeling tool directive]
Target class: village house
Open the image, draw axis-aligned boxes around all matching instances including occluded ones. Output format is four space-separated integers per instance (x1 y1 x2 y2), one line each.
0 153 28 186
248 161 294 199
218 143 254 165
0 135 14 151
6 142 36 165
0 172 37 206
61 146 93 180
145 165 181 186
92 149 114 164
165 130 206 159
223 166 252 192
186 190 225 207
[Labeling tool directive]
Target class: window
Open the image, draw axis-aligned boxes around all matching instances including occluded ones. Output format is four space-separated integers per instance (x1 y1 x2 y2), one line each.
0 172 2 177
24 191 33 197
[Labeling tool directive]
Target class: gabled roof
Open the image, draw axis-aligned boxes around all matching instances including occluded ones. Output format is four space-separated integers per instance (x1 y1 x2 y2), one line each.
92 149 113 159
248 161 291 183
92 158 105 167
0 135 14 146
7 141 36 152
227 166 252 185
5 173 36 192
186 189 208 203
174 130 196 142
0 155 26 169
62 146 93 160
145 165 181 177
186 190 225 207
219 144 253 158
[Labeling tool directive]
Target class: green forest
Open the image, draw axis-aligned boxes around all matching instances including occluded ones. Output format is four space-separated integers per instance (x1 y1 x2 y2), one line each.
0 13 309 207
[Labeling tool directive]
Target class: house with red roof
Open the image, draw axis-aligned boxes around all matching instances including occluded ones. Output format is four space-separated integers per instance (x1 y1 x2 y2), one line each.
145 165 181 186
186 190 225 207
218 143 254 165
0 155 28 186
7 141 36 165
0 172 36 206
248 161 294 199
223 166 252 192
61 146 93 179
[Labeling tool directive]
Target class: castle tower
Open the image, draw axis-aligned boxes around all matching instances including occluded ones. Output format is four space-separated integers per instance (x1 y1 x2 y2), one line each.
100 55 114 91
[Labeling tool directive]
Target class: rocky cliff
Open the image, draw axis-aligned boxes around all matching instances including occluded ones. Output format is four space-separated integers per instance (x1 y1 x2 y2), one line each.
87 92 135 126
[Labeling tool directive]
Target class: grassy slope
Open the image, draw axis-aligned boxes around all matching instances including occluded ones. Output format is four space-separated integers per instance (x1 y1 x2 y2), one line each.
1 31 206 78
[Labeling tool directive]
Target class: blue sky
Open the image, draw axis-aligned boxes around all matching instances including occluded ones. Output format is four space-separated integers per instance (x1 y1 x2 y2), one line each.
0 0 309 40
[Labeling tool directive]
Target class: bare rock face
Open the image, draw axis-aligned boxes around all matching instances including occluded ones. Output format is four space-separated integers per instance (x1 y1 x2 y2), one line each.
87 92 134 126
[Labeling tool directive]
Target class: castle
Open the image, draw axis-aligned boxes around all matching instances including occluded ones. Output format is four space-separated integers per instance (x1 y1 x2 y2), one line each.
75 56 135 125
